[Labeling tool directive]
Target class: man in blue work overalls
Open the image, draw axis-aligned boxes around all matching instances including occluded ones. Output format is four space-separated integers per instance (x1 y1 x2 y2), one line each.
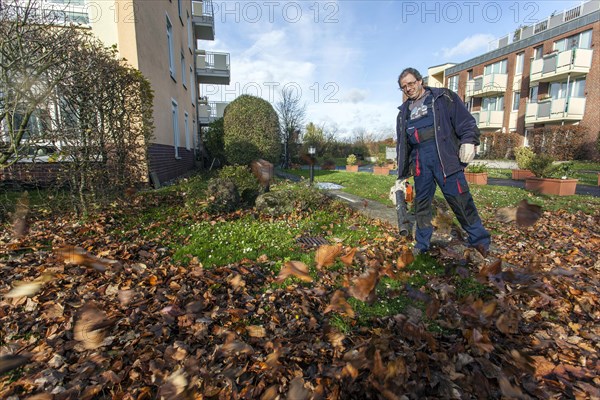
395 67 490 257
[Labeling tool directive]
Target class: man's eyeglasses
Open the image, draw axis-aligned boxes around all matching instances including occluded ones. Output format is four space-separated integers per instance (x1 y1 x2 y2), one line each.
400 81 419 92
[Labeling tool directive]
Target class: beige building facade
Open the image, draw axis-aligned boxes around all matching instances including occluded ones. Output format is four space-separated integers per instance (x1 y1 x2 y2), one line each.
86 0 230 183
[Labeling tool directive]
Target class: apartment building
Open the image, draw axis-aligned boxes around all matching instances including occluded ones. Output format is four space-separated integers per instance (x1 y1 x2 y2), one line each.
428 1 600 157
14 0 231 184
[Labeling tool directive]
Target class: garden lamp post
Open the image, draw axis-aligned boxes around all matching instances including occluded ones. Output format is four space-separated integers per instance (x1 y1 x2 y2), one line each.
308 146 316 186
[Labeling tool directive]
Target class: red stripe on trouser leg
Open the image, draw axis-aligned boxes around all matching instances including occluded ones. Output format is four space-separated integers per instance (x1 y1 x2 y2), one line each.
416 150 421 176
415 128 420 143
457 180 463 194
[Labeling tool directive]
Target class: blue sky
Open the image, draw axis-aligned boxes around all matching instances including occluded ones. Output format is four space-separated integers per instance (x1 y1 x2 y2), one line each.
201 0 582 140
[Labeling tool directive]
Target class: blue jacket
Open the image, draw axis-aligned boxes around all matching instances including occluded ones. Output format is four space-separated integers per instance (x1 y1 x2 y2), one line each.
396 87 480 179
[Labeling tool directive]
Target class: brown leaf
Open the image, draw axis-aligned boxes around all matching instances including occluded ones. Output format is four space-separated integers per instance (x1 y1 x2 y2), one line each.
287 376 310 400
4 281 43 298
276 261 312 283
56 245 114 272
261 385 279 400
0 353 31 374
220 340 254 355
496 199 542 227
339 247 357 266
496 312 519 335
246 325 266 338
498 374 530 399
342 362 359 380
348 268 379 303
324 290 355 318
396 246 415 269
468 329 494 353
74 303 111 350
315 244 343 269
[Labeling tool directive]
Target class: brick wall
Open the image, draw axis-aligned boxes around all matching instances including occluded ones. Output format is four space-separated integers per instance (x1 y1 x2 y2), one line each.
0 162 67 187
148 143 196 185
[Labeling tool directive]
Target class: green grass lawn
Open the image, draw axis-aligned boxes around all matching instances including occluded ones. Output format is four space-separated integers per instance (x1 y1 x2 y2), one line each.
283 168 600 213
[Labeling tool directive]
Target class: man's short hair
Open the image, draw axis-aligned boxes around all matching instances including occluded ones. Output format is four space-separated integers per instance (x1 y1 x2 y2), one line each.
398 68 423 86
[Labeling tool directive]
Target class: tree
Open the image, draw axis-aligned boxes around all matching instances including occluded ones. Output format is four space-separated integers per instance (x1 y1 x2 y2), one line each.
223 94 280 165
275 87 305 168
0 0 82 166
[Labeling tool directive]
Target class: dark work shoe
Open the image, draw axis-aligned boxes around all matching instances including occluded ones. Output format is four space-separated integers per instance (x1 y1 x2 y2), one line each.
412 247 428 257
474 244 489 258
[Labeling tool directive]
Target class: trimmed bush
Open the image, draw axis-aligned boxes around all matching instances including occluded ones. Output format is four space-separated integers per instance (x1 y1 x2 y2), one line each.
223 95 281 165
528 154 557 178
514 146 535 170
529 125 588 160
480 132 521 159
204 117 226 164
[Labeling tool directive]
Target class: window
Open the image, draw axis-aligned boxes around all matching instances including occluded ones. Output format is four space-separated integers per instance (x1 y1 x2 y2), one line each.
554 29 593 52
529 86 538 103
550 78 586 99
184 112 190 150
166 16 175 78
187 12 193 51
512 92 520 111
484 59 507 75
171 99 180 158
181 51 186 88
190 67 195 104
467 70 473 80
533 46 543 60
515 52 524 75
482 96 504 111
178 0 182 20
447 75 459 92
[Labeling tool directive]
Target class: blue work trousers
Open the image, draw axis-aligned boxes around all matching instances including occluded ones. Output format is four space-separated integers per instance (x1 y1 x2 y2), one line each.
411 141 490 252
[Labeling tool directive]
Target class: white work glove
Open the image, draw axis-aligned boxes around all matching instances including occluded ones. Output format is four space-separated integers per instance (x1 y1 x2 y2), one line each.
389 179 407 205
459 143 476 164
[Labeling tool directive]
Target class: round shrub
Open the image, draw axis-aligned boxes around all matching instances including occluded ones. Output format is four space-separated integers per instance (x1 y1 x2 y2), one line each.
223 94 281 165
204 117 225 164
218 165 260 205
514 146 535 170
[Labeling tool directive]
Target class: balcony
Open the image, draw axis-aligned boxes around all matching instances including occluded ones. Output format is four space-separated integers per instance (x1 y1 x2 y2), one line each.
192 0 215 41
525 97 586 124
465 74 507 98
472 110 503 129
530 48 593 83
196 51 230 85
198 100 228 125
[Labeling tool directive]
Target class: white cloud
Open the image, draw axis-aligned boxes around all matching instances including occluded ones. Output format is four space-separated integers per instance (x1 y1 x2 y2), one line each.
438 33 496 59
342 89 368 103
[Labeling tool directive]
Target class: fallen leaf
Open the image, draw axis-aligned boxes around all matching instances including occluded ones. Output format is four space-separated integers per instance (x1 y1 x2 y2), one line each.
396 246 415 269
247 325 266 338
348 268 379 303
315 244 343 269
339 247 357 266
324 290 355 318
276 261 312 283
287 376 311 400
74 303 111 350
4 281 43 298
0 353 31 374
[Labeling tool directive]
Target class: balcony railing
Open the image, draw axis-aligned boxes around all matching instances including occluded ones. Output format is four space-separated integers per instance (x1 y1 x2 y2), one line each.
525 97 586 124
196 51 230 85
198 101 228 124
471 110 503 129
465 74 507 97
192 0 215 41
530 48 593 83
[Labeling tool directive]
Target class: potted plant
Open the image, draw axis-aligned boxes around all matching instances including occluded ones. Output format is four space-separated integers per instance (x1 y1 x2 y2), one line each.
525 154 578 196
346 154 359 172
512 146 536 180
373 154 390 175
464 163 488 185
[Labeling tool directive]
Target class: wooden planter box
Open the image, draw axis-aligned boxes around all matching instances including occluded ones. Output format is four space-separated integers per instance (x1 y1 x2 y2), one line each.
346 165 359 172
525 177 578 196
373 166 390 176
465 172 488 185
511 169 535 180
